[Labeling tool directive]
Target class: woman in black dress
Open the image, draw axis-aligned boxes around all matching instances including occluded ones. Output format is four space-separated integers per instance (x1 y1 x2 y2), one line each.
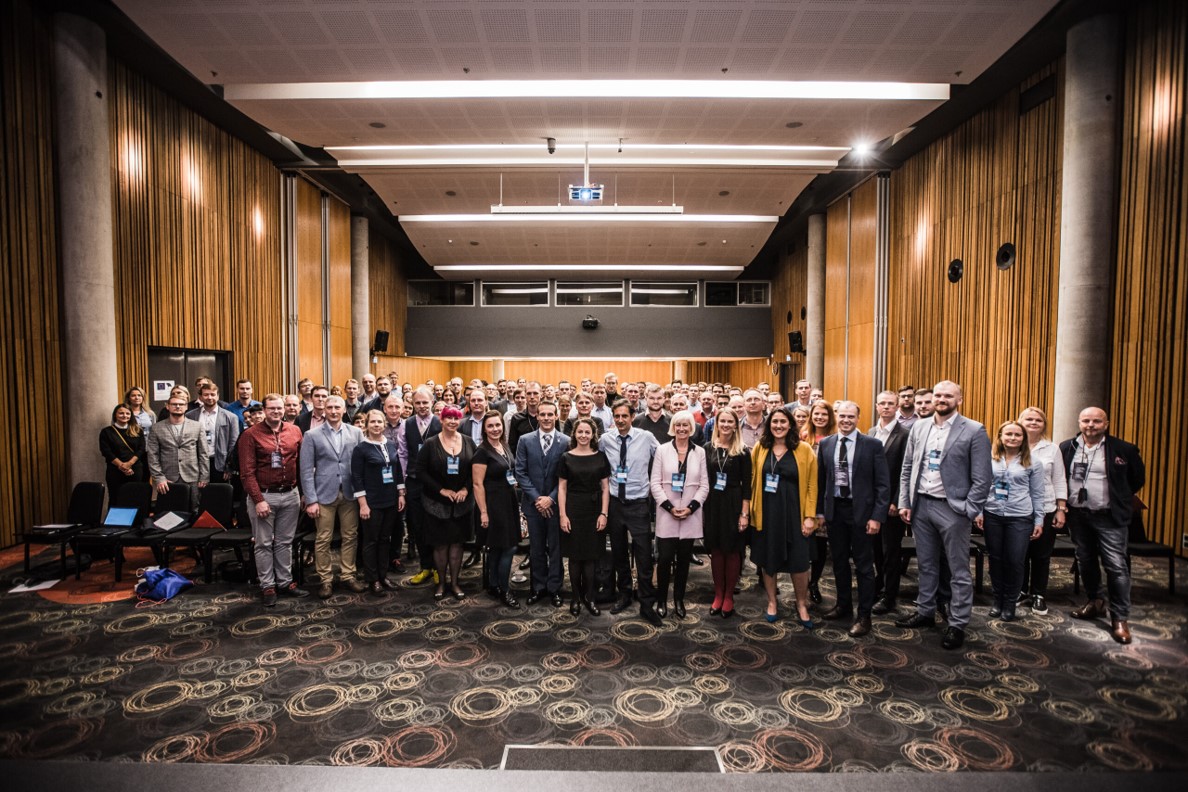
472 409 522 609
749 408 818 628
99 404 147 502
417 405 476 601
557 417 610 616
703 407 752 618
351 410 405 596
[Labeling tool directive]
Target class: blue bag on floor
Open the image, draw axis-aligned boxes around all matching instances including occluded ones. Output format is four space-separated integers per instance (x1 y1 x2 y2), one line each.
135 567 192 604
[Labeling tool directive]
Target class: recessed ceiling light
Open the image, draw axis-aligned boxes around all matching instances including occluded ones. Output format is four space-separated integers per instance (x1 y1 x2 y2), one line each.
445 190 456 196
368 121 386 129
785 121 803 129
852 141 871 157
469 241 479 246
697 242 707 246
718 190 730 196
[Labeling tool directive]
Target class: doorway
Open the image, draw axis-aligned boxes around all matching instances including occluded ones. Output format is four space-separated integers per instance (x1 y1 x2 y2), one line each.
146 347 232 406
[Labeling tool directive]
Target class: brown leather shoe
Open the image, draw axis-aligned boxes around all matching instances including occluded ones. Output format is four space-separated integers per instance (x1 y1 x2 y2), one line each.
1071 598 1105 620
1111 618 1132 645
318 582 333 599
848 615 872 637
345 578 367 593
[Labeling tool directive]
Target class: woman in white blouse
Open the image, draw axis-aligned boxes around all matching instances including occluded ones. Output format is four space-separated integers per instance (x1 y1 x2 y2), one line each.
1016 406 1069 615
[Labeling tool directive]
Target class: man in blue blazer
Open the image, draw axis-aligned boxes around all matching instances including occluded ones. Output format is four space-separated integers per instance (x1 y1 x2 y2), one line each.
514 401 569 607
299 396 365 598
816 401 891 636
895 381 992 650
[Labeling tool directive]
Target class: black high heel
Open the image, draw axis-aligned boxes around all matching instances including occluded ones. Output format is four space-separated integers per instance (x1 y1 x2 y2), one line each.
673 600 686 619
656 601 668 618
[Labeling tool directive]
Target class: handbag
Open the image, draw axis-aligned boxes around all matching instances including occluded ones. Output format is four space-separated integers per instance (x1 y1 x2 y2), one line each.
135 567 193 604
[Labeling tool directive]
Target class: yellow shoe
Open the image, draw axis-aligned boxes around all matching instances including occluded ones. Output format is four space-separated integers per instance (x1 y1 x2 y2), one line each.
432 570 440 585
408 569 432 585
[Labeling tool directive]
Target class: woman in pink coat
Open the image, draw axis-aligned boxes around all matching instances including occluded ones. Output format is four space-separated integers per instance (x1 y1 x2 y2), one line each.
650 410 711 620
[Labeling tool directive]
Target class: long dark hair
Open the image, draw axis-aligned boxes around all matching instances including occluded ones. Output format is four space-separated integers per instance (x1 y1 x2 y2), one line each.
758 407 798 451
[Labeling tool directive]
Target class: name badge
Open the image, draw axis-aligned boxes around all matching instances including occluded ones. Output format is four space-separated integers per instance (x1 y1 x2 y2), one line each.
835 465 850 488
993 479 1009 501
506 470 517 486
927 449 941 471
714 472 727 491
446 455 460 475
205 430 214 447
614 466 629 485
671 473 685 493
382 466 394 484
1072 462 1088 481
764 473 779 493
270 450 282 469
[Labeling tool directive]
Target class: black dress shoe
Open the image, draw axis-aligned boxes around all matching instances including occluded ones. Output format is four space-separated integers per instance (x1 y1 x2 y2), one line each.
848 615 872 637
709 606 722 617
610 595 632 614
808 582 822 604
570 599 581 616
584 600 601 616
1072 598 1106 620
526 590 546 606
550 592 564 608
895 612 935 629
369 581 385 596
689 554 705 566
820 606 853 621
379 577 398 591
655 601 668 618
673 600 686 619
941 626 965 650
503 592 521 609
988 606 1002 618
462 551 479 569
871 598 895 615
640 605 663 627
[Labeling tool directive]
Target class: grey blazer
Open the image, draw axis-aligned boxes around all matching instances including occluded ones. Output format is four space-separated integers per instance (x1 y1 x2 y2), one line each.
898 413 993 520
146 418 210 486
186 406 240 471
299 423 364 504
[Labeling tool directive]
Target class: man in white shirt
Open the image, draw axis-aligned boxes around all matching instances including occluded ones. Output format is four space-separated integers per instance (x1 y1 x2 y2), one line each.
187 383 239 483
739 389 766 449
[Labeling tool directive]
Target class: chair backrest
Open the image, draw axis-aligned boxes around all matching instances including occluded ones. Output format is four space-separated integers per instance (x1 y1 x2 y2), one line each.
115 482 154 522
197 483 235 528
67 482 106 526
155 483 194 514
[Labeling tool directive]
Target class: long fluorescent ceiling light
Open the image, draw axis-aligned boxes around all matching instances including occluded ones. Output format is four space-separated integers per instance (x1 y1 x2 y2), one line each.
403 213 778 224
226 80 950 102
490 205 684 215
435 265 744 274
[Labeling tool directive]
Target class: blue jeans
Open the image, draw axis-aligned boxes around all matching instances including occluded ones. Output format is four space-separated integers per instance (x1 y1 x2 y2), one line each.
1068 507 1131 619
982 512 1033 611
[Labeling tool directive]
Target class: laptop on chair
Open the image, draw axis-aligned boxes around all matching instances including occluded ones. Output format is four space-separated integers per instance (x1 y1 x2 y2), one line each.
87 506 140 538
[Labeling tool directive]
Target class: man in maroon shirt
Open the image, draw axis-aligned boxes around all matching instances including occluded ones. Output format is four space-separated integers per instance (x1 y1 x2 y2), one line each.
239 393 310 607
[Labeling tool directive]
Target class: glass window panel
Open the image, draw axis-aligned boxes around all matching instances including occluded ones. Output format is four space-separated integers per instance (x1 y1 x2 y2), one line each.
704 282 737 306
630 282 698 306
482 281 549 306
738 282 770 306
555 281 624 306
408 280 474 306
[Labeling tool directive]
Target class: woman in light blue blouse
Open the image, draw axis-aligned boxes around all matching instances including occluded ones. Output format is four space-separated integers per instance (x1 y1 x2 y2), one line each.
975 421 1045 621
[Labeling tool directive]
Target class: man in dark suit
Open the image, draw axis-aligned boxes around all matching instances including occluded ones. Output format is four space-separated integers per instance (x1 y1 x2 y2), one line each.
398 387 441 585
817 401 891 636
457 387 488 570
508 381 544 453
895 381 992 650
1061 406 1145 645
514 401 568 607
869 390 910 615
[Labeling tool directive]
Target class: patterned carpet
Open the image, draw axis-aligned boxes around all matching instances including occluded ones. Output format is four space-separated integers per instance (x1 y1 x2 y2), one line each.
0 542 1185 771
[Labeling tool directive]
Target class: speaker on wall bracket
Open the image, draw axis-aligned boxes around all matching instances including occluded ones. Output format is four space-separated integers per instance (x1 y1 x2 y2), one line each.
788 331 805 354
372 330 389 354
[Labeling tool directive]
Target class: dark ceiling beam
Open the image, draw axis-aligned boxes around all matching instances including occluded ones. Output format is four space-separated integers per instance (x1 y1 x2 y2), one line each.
745 0 1127 280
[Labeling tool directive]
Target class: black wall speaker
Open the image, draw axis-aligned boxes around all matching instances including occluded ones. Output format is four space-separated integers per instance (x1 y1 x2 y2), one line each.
947 259 964 283
372 330 389 353
996 242 1016 270
789 331 805 354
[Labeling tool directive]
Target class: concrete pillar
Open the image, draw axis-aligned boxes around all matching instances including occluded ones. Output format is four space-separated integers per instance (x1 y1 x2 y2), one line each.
1053 14 1121 440
805 213 827 389
53 14 118 488
672 360 687 383
492 359 505 381
350 216 371 379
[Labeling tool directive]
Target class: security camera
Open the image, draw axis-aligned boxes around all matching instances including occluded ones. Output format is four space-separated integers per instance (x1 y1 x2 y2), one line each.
547 137 556 155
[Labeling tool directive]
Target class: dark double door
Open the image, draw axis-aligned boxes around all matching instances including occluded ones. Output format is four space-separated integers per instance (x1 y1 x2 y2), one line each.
146 347 231 407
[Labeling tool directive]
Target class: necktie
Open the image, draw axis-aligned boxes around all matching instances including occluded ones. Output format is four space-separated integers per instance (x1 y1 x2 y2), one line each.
618 434 628 500
839 437 851 498
542 433 553 454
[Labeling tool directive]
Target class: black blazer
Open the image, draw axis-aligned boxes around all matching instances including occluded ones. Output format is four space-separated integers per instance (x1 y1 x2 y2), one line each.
1060 434 1145 527
869 421 909 507
816 432 891 526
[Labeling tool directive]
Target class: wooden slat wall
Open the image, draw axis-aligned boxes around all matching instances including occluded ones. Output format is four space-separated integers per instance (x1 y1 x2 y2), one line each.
294 178 324 385
886 63 1064 431
505 360 671 386
823 202 850 402
110 61 284 395
369 227 407 358
327 197 351 385
1113 0 1187 554
0 0 67 541
770 241 808 383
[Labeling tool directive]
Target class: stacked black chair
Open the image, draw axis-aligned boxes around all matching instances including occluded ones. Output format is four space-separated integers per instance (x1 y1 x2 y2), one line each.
1127 507 1175 595
164 483 233 581
113 483 193 582
24 481 105 579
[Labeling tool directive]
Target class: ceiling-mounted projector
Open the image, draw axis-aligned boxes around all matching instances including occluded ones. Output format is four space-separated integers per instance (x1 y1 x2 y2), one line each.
569 184 604 201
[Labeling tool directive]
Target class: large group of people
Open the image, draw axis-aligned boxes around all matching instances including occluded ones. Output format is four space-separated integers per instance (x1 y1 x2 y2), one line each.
101 371 1146 645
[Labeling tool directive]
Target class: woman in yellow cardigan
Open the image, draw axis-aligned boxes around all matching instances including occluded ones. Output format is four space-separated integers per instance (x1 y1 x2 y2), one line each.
749 407 818 629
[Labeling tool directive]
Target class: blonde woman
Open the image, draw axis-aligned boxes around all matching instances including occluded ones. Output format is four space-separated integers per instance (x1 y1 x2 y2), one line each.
702 408 751 618
1016 406 1068 614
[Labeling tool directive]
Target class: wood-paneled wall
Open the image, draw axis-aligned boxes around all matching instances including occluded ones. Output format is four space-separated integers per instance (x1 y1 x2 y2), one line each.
0 0 67 542
823 178 879 420
110 61 285 395
369 227 408 358
886 63 1064 429
505 360 671 386
770 239 808 375
327 198 352 386
1113 0 1187 553
294 177 324 385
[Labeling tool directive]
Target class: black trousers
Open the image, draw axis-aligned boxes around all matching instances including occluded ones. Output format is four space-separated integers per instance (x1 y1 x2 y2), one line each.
1021 510 1058 596
404 479 435 570
359 504 398 583
607 498 655 605
656 537 694 603
826 499 877 616
880 512 908 604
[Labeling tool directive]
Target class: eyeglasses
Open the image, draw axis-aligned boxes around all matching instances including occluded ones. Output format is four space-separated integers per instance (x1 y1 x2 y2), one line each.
168 402 187 407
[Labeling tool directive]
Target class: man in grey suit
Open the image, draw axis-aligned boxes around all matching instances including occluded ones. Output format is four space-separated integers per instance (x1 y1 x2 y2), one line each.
146 393 210 509
299 395 365 598
816 401 891 637
514 401 568 607
895 381 992 649
187 383 240 482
